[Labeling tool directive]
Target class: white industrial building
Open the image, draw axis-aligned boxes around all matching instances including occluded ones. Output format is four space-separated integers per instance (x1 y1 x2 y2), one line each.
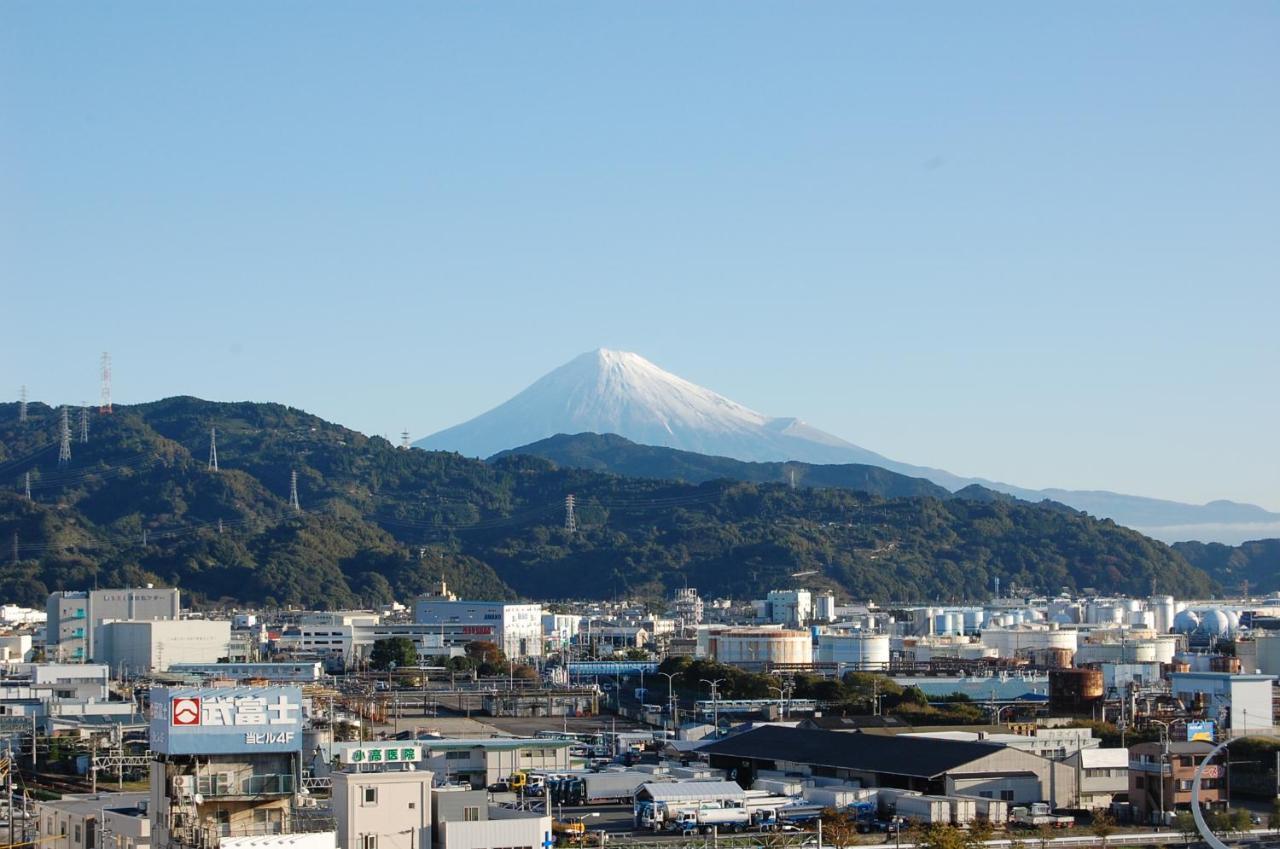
1170 671 1277 735
95 620 231 673
46 587 180 663
413 594 543 660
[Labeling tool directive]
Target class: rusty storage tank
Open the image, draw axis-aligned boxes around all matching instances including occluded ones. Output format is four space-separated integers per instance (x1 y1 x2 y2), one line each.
1049 667 1104 714
1208 655 1241 673
1031 647 1075 669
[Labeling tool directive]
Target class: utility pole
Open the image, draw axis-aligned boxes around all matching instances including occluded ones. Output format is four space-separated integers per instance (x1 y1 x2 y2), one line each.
700 678 725 738
23 472 31 500
58 406 72 466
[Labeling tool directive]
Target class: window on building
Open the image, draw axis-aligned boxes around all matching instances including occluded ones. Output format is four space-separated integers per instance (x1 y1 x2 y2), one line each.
74 825 81 844
999 791 1015 801
979 791 993 799
363 787 378 805
445 751 470 760
463 807 481 822
361 836 378 849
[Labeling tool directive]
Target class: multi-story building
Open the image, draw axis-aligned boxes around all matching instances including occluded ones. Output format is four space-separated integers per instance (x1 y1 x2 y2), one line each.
148 686 312 849
753 589 813 629
330 746 432 849
1065 747 1129 811
46 588 180 663
669 588 703 626
1128 740 1222 825
413 594 543 660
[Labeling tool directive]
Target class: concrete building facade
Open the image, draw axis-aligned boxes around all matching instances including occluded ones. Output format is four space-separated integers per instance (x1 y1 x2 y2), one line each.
47 588 180 663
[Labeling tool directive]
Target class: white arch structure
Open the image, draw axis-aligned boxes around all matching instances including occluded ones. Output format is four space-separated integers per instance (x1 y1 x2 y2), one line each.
1189 733 1278 849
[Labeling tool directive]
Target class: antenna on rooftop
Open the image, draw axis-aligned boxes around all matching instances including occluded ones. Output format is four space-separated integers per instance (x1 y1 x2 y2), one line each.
99 352 112 414
18 386 28 423
208 427 219 472
58 407 72 466
564 494 577 536
289 469 301 512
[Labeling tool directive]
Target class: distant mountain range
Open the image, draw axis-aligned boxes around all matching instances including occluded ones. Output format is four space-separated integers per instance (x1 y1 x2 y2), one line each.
419 349 1280 543
0 397 1216 606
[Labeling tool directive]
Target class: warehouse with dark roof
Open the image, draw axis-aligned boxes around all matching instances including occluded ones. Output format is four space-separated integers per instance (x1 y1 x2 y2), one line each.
700 726 1076 807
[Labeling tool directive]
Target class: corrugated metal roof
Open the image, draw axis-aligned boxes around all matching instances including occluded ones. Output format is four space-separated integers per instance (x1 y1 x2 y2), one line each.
636 781 746 802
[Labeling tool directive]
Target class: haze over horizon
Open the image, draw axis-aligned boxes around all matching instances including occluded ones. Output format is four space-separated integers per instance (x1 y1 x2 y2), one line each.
3 4 1277 511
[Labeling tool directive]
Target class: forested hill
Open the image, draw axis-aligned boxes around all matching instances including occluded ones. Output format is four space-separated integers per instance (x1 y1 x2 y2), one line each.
0 397 1214 608
1173 539 1280 595
493 433 953 500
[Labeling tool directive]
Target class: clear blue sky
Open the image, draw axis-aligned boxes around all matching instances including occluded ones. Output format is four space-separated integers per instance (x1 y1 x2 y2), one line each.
2 3 1277 509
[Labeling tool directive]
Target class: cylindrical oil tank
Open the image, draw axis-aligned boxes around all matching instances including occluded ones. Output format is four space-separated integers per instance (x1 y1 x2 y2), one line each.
1049 667 1104 714
815 632 891 669
1030 647 1075 669
1208 655 1241 673
715 628 812 670
1150 596 1175 633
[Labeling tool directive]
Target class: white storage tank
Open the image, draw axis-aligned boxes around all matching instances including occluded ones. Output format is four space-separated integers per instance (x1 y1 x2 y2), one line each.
814 594 837 623
1173 610 1201 634
815 633 891 669
1149 596 1175 633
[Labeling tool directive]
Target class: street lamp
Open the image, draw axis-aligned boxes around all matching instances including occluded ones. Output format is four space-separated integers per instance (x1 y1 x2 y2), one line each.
656 672 680 734
700 678 725 738
1148 719 1173 827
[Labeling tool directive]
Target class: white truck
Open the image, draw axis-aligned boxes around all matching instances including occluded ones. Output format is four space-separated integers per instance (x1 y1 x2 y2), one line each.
1011 803 1075 829
668 807 751 835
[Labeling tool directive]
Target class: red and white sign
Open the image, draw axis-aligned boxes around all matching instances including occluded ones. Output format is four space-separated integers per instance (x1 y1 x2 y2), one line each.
172 697 202 726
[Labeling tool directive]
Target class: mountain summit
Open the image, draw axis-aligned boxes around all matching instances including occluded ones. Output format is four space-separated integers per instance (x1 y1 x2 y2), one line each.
417 349 1280 543
417 348 896 465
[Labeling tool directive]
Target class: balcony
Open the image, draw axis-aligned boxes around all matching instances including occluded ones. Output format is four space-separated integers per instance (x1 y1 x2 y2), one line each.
195 773 295 798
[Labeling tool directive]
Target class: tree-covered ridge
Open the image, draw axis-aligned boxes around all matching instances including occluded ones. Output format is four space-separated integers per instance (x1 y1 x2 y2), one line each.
1173 538 1280 595
0 397 1214 608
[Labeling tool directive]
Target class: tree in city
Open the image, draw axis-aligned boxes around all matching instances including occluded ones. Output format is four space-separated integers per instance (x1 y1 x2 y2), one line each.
818 808 860 849
911 823 970 849
1173 811 1197 846
1229 807 1252 834
1089 810 1116 848
369 637 417 670
965 818 996 849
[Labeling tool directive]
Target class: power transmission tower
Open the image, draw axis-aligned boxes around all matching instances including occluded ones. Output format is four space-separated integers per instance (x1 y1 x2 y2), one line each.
142 528 148 547
289 469 300 512
80 404 89 443
400 430 410 450
564 494 576 535
789 468 796 490
23 473 31 500
58 407 72 466
18 386 27 423
99 352 112 414
208 427 219 471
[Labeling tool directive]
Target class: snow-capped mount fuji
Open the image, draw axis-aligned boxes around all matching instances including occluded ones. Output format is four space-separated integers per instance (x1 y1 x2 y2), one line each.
416 349 1280 543
417 349 915 469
